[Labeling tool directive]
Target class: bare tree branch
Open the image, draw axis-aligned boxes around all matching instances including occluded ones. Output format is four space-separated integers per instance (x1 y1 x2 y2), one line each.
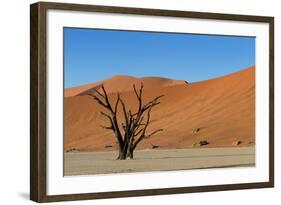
114 93 120 114
91 87 124 148
88 93 107 108
95 87 106 98
92 83 164 160
145 129 163 138
132 107 152 148
101 85 113 113
100 124 114 130
134 128 144 137
133 83 143 100
120 98 128 126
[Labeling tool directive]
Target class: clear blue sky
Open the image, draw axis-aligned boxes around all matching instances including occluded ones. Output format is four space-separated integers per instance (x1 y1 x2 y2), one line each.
64 27 255 88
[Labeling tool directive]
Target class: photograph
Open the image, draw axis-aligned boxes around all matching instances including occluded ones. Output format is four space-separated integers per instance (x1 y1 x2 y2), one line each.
63 28 256 176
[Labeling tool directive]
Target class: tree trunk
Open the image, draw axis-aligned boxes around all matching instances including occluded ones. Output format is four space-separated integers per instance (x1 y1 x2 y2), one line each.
126 147 134 159
91 84 163 161
116 146 134 160
117 150 127 160
116 142 127 160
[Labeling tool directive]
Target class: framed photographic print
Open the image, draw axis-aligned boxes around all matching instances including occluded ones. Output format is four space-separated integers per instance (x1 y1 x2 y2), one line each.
30 1 274 202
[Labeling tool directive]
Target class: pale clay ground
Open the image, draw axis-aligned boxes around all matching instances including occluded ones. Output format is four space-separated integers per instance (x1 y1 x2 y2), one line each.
64 147 255 176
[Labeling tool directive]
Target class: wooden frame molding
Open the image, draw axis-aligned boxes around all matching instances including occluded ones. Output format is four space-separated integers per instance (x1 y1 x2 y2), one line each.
30 1 274 202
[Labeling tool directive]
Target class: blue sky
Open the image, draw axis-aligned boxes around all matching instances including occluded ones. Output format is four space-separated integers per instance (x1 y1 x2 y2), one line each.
64 27 255 88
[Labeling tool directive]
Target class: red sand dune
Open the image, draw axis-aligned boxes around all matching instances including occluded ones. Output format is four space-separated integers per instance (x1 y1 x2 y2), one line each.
65 75 187 97
64 67 255 151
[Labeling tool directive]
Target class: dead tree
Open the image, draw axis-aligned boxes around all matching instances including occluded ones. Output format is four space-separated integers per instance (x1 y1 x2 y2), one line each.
88 83 164 160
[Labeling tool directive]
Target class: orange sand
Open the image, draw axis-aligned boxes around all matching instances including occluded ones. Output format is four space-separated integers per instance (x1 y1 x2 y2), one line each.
64 67 255 151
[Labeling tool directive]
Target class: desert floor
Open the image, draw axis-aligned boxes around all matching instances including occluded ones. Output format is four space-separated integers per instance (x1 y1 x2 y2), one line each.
64 146 255 176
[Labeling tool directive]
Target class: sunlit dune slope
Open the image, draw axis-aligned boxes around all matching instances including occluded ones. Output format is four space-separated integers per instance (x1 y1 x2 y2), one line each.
64 67 255 151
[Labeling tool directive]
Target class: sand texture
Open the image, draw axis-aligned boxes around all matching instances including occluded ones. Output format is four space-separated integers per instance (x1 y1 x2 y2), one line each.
64 67 255 151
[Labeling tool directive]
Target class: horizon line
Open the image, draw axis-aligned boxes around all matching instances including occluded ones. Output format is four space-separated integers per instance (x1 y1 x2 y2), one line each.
65 65 255 89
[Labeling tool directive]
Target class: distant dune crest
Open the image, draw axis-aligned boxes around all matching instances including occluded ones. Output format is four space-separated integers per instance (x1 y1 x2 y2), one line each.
65 75 188 97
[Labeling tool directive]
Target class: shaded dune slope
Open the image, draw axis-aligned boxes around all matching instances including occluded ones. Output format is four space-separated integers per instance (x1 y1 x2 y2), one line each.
64 67 255 151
